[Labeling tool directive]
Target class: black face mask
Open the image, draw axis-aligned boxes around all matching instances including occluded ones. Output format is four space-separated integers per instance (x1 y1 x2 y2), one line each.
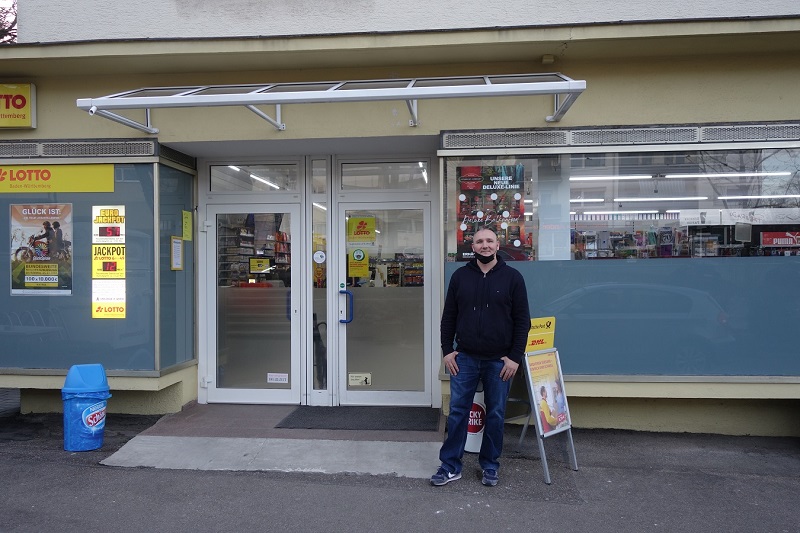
475 253 495 264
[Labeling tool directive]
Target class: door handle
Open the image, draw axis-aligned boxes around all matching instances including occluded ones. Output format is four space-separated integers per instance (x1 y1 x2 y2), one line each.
339 289 353 323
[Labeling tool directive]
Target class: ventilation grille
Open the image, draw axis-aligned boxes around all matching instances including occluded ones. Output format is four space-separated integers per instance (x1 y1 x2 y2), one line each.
0 143 39 157
0 140 156 158
158 144 197 169
441 123 800 150
443 130 568 149
701 124 800 142
571 127 698 145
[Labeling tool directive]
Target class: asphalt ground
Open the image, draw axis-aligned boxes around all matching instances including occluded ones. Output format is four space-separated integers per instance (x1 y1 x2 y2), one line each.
0 395 799 532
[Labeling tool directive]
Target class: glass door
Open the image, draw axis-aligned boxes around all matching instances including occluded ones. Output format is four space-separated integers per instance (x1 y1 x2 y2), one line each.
337 202 432 405
207 204 301 404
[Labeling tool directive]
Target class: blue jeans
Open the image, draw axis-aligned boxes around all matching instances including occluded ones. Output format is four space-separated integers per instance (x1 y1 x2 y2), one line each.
439 353 512 474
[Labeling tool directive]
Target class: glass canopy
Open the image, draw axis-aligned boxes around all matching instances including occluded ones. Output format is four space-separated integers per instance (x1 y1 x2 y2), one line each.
76 73 586 134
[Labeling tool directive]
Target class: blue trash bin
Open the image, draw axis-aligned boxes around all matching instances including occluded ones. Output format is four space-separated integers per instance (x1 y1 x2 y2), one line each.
61 364 112 452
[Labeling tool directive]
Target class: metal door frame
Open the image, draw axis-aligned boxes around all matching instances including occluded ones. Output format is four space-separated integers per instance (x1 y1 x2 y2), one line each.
333 201 433 406
204 203 303 404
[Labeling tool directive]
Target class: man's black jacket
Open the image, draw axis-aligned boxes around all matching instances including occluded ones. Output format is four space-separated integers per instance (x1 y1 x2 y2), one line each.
440 257 531 364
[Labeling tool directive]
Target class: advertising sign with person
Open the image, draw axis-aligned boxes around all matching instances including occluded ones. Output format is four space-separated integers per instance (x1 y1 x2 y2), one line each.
526 348 571 437
10 203 73 295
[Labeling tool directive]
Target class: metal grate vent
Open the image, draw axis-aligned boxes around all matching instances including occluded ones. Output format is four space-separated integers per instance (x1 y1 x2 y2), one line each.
0 143 39 157
158 144 196 170
441 123 800 151
41 141 156 157
701 124 800 142
442 130 568 149
0 140 157 158
570 127 698 145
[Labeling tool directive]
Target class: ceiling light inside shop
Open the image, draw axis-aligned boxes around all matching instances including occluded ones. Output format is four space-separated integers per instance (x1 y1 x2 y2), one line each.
664 172 792 179
250 174 280 189
228 165 241 171
569 198 605 203
312 203 327 210
613 196 708 202
570 175 652 181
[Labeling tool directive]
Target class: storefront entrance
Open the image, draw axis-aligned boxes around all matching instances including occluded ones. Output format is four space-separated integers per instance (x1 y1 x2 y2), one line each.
336 203 432 406
206 203 301 404
201 159 435 407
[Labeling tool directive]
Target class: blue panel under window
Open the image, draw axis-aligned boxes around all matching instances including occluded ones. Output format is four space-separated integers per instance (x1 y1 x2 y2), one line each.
445 258 800 376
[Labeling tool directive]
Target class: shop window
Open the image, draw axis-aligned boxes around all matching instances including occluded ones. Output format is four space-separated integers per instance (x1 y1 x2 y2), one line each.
444 148 800 377
341 161 429 191
3 164 157 371
210 164 299 192
158 164 195 369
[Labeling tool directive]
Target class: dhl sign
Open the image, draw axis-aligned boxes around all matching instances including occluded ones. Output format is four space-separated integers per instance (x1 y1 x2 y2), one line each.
526 316 556 352
0 84 36 129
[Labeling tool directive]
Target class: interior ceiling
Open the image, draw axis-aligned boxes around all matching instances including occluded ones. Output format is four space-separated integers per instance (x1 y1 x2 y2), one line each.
164 135 441 159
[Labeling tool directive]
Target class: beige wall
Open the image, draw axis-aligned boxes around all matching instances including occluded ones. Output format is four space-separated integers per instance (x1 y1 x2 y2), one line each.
444 380 800 437
7 366 198 415
4 51 799 145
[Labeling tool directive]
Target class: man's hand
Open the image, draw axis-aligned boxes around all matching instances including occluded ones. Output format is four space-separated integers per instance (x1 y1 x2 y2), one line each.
443 351 459 376
500 356 519 382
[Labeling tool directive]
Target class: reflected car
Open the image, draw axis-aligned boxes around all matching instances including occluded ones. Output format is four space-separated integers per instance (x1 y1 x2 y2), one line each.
541 283 735 374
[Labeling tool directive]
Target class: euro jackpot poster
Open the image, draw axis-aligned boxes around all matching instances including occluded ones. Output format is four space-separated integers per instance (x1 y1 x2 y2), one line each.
455 164 530 261
10 204 73 295
525 348 571 437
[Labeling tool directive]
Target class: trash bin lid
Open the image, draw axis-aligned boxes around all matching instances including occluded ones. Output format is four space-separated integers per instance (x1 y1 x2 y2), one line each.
62 364 110 393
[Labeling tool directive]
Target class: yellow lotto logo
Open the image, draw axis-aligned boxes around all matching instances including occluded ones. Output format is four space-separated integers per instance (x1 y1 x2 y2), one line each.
0 84 36 129
347 217 376 242
0 164 114 193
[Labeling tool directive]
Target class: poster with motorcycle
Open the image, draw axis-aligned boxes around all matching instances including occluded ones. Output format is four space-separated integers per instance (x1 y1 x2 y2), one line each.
10 203 73 295
455 164 530 261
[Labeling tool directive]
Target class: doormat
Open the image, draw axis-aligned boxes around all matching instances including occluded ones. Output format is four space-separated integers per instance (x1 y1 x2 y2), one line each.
275 406 441 432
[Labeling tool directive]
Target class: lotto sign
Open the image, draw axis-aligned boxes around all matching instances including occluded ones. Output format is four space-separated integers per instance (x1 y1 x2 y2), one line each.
92 279 126 319
347 217 376 245
0 164 113 193
0 84 36 129
92 206 126 243
91 245 126 279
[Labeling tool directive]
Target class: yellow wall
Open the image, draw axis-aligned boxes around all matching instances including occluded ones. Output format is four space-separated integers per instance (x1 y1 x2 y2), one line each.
5 366 198 415
442 380 800 437
5 50 799 143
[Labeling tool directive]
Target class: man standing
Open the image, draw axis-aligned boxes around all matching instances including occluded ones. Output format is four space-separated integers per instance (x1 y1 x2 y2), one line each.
431 228 530 487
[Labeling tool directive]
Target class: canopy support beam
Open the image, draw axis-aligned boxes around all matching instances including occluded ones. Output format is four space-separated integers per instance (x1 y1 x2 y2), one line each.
89 106 159 134
406 100 419 127
246 104 285 131
547 93 581 123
